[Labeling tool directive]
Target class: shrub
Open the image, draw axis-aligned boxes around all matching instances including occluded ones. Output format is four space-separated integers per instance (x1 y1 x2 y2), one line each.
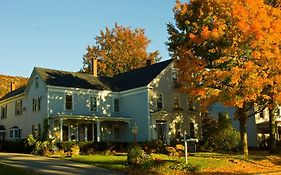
71 145 80 156
127 145 153 167
202 113 240 151
141 140 166 154
0 140 29 153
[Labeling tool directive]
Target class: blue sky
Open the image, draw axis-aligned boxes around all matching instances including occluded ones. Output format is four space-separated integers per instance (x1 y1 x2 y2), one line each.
0 1 175 77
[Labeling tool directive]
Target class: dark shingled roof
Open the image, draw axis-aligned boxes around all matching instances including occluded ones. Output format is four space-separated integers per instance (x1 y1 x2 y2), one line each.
110 59 173 91
35 67 112 90
0 86 26 101
0 59 172 101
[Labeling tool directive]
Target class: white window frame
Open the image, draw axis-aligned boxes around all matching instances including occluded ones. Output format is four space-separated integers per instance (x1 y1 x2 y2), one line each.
15 100 23 116
1 105 7 119
65 93 73 111
156 93 163 110
32 97 41 112
9 127 20 139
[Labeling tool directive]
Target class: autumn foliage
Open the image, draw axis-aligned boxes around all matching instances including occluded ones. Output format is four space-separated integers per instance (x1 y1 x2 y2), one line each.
0 75 28 98
82 24 160 77
167 0 281 155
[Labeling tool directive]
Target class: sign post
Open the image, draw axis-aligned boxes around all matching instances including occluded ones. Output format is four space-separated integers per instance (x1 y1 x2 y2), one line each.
184 131 188 164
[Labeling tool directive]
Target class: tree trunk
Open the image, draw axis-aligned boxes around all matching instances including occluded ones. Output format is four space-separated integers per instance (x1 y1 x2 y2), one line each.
237 108 249 157
269 107 277 153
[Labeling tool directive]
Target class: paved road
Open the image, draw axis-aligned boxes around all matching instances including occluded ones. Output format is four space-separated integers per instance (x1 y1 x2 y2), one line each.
0 152 126 175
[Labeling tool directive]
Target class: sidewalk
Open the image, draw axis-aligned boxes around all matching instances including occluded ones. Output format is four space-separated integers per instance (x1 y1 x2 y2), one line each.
0 152 126 175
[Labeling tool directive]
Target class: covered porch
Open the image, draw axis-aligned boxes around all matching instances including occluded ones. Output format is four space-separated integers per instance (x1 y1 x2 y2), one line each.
50 115 131 142
256 121 281 142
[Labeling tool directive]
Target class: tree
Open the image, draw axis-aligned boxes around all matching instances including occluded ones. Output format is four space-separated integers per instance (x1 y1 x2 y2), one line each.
167 0 281 156
82 23 160 77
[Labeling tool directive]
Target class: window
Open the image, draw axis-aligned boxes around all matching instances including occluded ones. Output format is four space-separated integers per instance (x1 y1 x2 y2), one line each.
173 95 180 108
188 99 195 111
190 122 195 138
114 99 119 112
32 97 41 112
1 105 7 119
35 77 39 88
172 70 178 84
89 97 97 112
15 100 22 116
156 94 163 110
9 126 20 139
65 94 73 110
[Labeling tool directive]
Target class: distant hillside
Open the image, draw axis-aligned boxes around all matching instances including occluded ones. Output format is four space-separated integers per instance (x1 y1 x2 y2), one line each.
0 75 28 98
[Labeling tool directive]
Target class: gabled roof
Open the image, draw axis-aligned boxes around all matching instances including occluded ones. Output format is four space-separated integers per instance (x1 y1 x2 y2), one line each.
35 67 112 91
110 59 173 91
0 59 173 101
0 86 26 101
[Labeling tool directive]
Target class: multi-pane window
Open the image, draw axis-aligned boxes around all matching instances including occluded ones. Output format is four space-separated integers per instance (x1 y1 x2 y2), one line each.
65 94 73 110
156 94 163 110
32 97 41 112
89 97 97 112
15 100 22 116
9 127 20 139
1 105 7 119
173 95 180 108
114 99 119 112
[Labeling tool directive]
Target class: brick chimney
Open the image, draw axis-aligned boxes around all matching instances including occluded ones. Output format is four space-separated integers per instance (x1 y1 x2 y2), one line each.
91 58 98 77
10 82 16 92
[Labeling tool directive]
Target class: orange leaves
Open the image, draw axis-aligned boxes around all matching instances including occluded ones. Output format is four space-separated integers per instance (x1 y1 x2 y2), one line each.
201 26 211 39
83 24 160 76
169 0 281 109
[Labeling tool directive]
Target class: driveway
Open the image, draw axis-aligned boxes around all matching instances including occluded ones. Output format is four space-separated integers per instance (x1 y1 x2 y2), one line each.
0 152 126 175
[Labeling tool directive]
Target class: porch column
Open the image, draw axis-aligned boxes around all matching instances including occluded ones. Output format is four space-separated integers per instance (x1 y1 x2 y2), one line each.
85 126 88 141
92 123 95 142
76 126 79 141
68 125 71 141
60 118 63 141
97 121 101 142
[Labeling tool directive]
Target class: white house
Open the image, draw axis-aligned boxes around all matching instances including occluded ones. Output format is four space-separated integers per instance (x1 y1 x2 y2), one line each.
0 59 201 143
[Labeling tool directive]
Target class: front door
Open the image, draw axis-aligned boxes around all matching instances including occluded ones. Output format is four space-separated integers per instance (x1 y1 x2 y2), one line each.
156 120 167 142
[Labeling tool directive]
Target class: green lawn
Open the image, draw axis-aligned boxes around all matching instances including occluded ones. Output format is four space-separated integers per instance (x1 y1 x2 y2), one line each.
0 163 39 175
64 152 281 175
65 153 229 175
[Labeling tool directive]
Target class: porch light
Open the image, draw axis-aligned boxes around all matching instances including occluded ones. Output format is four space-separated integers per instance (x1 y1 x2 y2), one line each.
132 123 138 144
